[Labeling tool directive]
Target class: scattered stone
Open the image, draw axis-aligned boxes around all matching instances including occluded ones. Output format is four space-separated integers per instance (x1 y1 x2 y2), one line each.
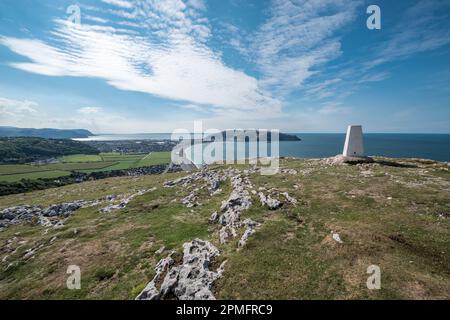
100 188 154 213
155 246 165 255
209 212 218 223
137 239 224 300
324 155 375 165
281 192 298 205
332 233 343 244
0 189 155 231
281 168 298 175
136 252 175 300
258 192 282 210
238 219 260 247
437 212 450 219
0 201 91 231
181 192 200 208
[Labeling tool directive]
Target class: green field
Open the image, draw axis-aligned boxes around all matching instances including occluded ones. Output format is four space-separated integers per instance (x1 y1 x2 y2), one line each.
0 170 72 183
0 152 171 182
61 154 103 162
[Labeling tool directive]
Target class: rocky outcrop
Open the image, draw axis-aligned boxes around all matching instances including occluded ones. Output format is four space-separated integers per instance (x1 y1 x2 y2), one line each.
281 168 298 175
99 188 155 213
136 252 175 300
238 219 261 247
216 170 253 244
323 155 374 165
0 201 94 231
0 189 154 231
164 169 224 208
136 239 225 300
281 192 298 205
258 192 282 210
181 191 200 208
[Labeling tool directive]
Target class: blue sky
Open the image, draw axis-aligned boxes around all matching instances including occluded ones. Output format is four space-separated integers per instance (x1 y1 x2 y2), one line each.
0 0 449 133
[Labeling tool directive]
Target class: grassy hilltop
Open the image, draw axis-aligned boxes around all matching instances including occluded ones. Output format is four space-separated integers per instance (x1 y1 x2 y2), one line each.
0 157 449 300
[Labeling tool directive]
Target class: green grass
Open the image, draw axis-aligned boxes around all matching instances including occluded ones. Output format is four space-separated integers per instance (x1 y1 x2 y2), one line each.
0 162 118 176
0 152 171 182
133 152 171 167
61 154 103 163
0 158 448 300
0 165 53 175
0 170 72 182
100 153 145 161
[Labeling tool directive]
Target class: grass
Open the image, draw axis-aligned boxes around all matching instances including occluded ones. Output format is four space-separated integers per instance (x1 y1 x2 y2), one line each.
61 154 103 163
0 165 54 175
133 152 171 167
0 157 448 299
0 170 72 182
0 152 171 182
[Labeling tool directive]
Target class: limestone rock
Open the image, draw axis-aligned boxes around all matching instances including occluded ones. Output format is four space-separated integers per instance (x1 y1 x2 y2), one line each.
258 192 282 210
137 239 223 300
238 219 261 247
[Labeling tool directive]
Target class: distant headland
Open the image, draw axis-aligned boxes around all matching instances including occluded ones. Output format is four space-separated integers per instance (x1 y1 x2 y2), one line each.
0 126 94 139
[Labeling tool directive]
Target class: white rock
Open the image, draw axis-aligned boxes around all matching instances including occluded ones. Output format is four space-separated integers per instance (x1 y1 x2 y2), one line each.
332 233 343 244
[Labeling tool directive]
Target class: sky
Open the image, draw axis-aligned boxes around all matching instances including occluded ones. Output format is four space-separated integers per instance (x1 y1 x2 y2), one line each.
0 0 449 134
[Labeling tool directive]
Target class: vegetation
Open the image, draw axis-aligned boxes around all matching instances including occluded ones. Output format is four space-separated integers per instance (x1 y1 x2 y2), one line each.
0 152 172 186
0 137 99 164
61 155 103 163
0 158 448 299
0 126 93 139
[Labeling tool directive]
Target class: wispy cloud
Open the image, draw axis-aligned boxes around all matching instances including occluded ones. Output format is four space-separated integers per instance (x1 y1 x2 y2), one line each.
368 0 450 68
101 0 133 9
318 102 350 115
0 0 281 115
77 107 103 114
0 97 39 128
0 97 38 114
252 0 362 94
1 0 449 130
299 0 450 105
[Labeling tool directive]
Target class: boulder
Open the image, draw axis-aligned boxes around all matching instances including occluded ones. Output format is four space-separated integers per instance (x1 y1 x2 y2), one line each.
137 239 224 300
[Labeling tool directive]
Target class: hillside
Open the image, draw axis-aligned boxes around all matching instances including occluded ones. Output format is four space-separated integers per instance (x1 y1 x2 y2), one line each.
0 157 449 299
0 126 93 139
0 137 99 164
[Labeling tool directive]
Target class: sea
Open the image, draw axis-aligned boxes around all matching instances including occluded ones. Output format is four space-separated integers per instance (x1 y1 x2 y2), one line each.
75 133 450 162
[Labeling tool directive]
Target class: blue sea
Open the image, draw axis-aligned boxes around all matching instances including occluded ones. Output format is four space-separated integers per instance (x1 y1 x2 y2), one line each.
76 133 450 162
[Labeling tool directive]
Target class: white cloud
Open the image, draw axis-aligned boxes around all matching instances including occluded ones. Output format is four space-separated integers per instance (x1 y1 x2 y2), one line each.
0 97 39 128
0 97 38 114
179 104 204 112
318 102 349 115
85 15 109 24
368 0 450 68
0 1 281 116
101 0 133 9
252 0 362 94
77 107 103 114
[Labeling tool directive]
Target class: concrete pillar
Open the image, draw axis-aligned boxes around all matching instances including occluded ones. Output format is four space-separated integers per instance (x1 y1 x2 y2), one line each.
343 125 364 157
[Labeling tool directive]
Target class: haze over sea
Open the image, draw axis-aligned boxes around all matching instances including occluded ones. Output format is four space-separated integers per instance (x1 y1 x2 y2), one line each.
76 133 450 162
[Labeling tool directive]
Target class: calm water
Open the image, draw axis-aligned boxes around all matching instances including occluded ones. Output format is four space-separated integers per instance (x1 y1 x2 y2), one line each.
76 133 450 162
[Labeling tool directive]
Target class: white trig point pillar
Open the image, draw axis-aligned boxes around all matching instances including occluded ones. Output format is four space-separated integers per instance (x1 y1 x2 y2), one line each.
343 125 364 157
